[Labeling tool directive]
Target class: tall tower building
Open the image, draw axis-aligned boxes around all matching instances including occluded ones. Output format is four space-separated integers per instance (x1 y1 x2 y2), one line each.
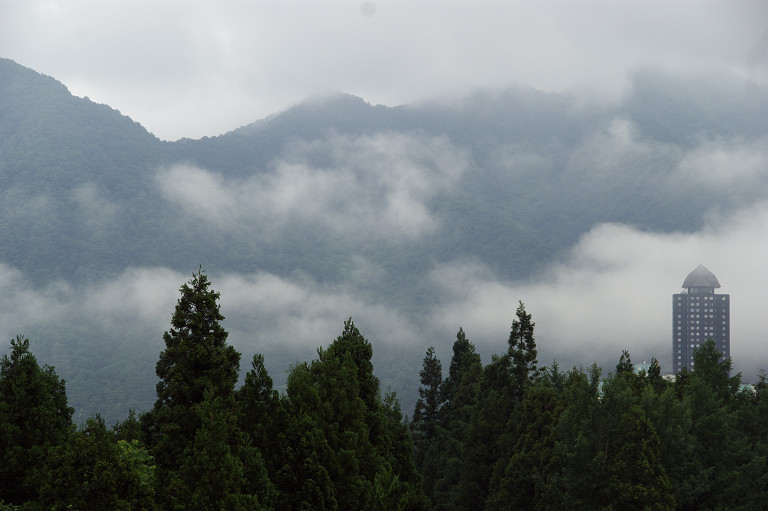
672 264 730 373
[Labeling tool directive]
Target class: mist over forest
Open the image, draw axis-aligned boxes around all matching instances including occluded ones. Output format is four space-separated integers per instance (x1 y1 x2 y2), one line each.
1 57 767 422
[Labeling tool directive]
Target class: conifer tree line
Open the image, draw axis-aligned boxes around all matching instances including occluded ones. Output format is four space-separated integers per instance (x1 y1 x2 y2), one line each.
2 271 768 510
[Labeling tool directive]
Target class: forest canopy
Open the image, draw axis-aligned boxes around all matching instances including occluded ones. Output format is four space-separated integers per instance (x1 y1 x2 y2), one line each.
2 271 766 510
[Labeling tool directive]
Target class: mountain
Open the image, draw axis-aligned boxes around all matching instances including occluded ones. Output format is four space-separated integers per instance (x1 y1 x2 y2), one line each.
1 57 767 421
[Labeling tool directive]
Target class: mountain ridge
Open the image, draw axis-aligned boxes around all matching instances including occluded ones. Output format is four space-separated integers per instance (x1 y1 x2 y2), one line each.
1 57 767 420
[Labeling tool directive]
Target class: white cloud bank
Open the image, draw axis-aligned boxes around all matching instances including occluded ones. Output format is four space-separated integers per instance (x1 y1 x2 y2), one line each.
427 202 768 376
675 136 768 188
155 132 468 240
1 201 765 383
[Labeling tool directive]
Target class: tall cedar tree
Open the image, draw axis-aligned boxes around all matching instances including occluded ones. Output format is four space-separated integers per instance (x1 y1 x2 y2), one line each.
279 320 428 511
441 327 480 407
454 354 512 510
0 336 73 505
508 301 538 403
455 304 539 510
145 269 242 507
411 346 444 500
483 303 540 508
237 353 284 479
431 329 482 511
312 320 379 509
486 381 563 510
276 363 337 510
412 347 443 460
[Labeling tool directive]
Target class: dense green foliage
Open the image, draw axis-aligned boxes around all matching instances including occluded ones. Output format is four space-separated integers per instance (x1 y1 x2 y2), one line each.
409 305 768 510
2 274 768 509
0 336 72 505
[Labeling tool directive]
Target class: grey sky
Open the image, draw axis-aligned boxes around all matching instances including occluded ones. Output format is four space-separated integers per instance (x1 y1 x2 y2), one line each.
2 0 766 140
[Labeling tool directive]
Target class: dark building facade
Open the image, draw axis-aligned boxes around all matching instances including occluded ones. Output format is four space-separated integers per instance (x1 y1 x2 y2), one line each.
673 264 730 374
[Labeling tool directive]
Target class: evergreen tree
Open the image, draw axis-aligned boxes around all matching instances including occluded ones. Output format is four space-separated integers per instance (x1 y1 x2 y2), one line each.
683 342 761 509
380 391 424 498
314 335 376 509
237 353 283 479
441 327 480 406
647 357 668 394
278 320 427 511
607 404 675 510
692 338 740 400
0 336 73 505
143 269 243 508
113 408 145 443
641 384 700 507
545 365 605 510
173 388 270 510
40 416 158 511
454 354 512 510
459 303 539 509
486 381 562 510
541 360 566 394
431 335 482 511
411 346 443 473
616 349 633 376
275 363 337 511
508 301 538 403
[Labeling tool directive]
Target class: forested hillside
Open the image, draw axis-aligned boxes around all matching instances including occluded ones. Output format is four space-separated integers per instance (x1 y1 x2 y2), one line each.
1 57 767 420
2 271 766 510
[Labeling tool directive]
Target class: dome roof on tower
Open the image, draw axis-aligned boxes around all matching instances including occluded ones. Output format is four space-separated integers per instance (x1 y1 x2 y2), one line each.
682 264 721 288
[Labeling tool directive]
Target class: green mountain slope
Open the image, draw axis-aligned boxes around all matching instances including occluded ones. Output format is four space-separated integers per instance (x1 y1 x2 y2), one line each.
1 57 766 420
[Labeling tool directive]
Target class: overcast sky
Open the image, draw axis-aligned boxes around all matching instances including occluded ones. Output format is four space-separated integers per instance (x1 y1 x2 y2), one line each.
2 0 767 140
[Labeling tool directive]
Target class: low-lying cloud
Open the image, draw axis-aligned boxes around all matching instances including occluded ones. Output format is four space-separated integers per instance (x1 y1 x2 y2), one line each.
156 132 468 240
0 200 765 424
427 201 768 376
2 201 766 385
674 136 768 188
72 182 119 229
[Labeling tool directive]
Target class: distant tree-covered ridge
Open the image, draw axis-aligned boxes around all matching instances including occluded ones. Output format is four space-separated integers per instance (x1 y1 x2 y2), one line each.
3 271 768 509
2 56 768 439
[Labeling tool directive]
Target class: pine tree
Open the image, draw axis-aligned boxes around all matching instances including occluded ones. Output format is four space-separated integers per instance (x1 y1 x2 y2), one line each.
0 335 73 505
